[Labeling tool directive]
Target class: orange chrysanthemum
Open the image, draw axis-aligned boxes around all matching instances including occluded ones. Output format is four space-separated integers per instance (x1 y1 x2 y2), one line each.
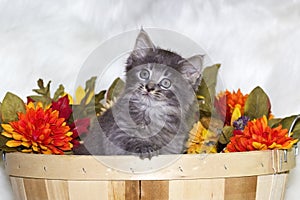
226 116 298 152
1 102 73 154
215 89 248 126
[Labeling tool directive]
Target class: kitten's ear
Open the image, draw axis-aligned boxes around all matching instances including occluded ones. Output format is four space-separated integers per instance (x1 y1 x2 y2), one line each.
179 55 204 88
133 29 155 58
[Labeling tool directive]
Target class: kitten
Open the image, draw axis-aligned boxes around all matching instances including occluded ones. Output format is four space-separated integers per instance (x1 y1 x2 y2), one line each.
74 29 203 159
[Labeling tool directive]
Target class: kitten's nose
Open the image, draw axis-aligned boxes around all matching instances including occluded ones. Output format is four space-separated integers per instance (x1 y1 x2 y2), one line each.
146 81 156 92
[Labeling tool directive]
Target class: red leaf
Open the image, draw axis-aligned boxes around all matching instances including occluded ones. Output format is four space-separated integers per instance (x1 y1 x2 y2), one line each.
51 95 72 120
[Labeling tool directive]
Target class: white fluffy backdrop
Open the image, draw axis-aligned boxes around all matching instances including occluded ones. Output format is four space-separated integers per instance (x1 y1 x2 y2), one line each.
0 0 300 199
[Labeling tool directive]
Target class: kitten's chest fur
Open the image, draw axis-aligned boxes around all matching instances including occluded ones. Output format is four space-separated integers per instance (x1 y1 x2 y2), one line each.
112 94 181 138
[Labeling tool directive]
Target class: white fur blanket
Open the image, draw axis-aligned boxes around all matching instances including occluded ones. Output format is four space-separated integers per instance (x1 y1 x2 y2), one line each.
0 0 300 199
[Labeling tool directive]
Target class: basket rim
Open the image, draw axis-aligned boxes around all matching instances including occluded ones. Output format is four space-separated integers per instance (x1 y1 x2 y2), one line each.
4 149 296 181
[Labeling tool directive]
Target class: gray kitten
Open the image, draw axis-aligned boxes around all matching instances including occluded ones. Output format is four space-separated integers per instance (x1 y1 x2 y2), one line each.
74 29 203 159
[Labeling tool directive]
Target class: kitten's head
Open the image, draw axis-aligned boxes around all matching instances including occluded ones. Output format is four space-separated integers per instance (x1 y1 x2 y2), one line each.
124 29 203 102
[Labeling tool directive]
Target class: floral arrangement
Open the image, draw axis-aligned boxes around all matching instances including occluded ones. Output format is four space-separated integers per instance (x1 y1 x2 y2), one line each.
0 64 299 155
0 77 112 154
187 64 299 154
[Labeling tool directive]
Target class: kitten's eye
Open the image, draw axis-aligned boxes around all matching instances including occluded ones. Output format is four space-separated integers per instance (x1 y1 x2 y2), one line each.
139 69 150 79
160 78 171 89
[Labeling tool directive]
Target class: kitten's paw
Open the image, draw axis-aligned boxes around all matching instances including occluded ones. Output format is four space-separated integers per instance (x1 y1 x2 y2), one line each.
135 144 159 160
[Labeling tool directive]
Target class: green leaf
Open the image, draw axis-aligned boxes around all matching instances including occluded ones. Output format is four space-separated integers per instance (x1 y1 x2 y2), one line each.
84 76 97 92
244 86 271 120
197 82 211 116
70 104 83 119
95 90 106 103
32 79 51 97
218 126 234 144
28 95 51 107
71 77 102 119
53 84 65 101
1 92 25 123
197 64 221 116
37 79 44 88
272 115 300 139
30 79 52 106
268 118 282 128
106 78 125 102
80 76 97 105
0 135 17 152
94 90 106 114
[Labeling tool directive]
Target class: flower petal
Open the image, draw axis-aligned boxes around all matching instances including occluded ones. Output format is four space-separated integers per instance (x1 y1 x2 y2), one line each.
6 140 22 147
2 131 12 138
1 124 15 133
230 106 242 126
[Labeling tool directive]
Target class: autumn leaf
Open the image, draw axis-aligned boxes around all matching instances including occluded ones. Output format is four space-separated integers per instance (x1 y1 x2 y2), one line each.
106 77 125 102
244 86 271 120
53 84 65 101
219 126 234 144
33 79 51 96
79 77 97 105
28 79 65 106
271 115 300 139
197 64 221 116
1 92 25 123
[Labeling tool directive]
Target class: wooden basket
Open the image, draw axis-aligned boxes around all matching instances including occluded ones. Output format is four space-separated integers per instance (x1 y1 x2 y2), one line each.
4 149 296 200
